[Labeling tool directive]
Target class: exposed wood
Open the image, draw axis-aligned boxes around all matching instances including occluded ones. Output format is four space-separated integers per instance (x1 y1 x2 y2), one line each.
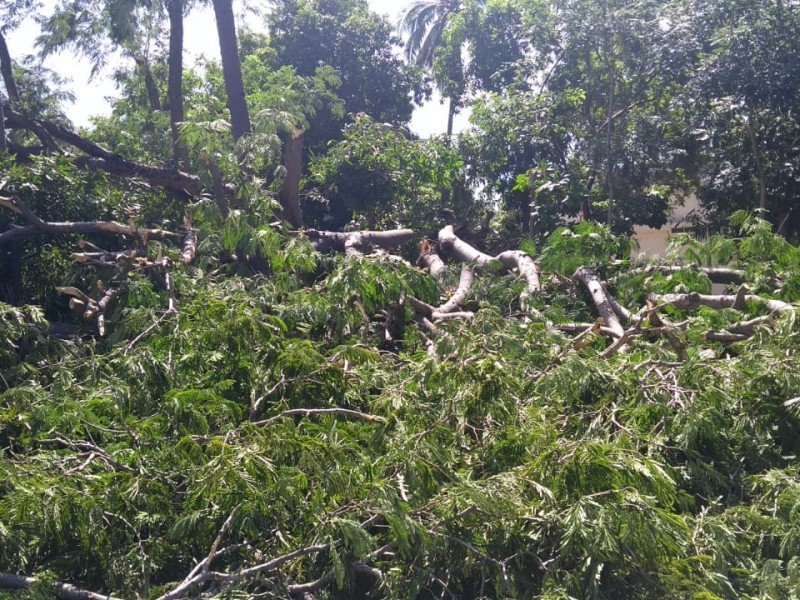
56 286 94 307
181 228 198 265
417 241 447 279
496 250 541 296
2 104 61 151
0 98 5 153
726 312 781 336
572 267 625 338
647 309 687 361
731 284 748 310
556 322 619 338
438 225 494 266
432 310 474 321
279 128 305 228
95 287 122 337
601 321 641 359
253 408 386 426
570 319 605 350
134 55 163 112
704 331 749 343
606 290 636 324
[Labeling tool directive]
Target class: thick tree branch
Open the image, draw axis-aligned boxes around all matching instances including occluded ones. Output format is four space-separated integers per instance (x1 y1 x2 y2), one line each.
496 250 541 297
278 128 305 228
417 241 447 279
253 408 386 426
650 292 793 313
0 195 180 245
0 571 123 600
438 225 494 266
438 265 474 313
181 228 198 265
307 229 415 253
437 226 541 298
0 30 20 105
572 267 625 338
3 108 204 196
1 103 60 151
612 265 745 285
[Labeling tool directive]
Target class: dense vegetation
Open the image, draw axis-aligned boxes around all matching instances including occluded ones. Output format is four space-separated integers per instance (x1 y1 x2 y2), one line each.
2 0 800 598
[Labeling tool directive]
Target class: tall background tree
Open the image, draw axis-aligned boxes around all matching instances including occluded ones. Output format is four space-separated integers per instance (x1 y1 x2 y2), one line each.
211 0 251 140
399 0 483 136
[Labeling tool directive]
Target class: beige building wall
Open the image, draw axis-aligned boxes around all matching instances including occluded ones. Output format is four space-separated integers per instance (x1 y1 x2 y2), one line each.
633 195 699 259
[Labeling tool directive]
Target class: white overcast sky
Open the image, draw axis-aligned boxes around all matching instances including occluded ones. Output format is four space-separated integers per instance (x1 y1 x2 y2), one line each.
6 0 470 136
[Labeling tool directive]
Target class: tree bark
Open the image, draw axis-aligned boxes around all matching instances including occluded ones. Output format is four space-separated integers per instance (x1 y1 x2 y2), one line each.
572 266 625 338
437 226 541 298
3 106 206 195
0 29 20 105
134 56 162 112
211 0 251 141
610 265 745 285
446 95 456 137
650 291 793 314
745 107 767 211
0 194 180 245
306 229 415 253
438 225 494 266
0 97 6 153
438 265 473 313
167 0 190 170
0 571 123 600
278 128 304 228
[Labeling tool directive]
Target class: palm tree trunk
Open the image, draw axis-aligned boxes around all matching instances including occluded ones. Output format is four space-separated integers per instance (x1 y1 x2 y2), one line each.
211 0 251 141
446 95 456 137
167 0 189 169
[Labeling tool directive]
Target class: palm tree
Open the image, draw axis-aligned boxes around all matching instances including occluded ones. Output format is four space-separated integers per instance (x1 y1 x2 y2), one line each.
399 0 481 136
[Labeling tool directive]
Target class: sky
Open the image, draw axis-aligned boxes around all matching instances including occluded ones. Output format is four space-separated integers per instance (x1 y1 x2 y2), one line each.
6 0 471 137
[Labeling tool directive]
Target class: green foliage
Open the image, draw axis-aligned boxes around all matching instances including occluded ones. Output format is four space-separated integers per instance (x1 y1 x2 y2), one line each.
7 0 800 598
309 115 473 230
266 0 425 151
5 217 800 598
538 221 632 277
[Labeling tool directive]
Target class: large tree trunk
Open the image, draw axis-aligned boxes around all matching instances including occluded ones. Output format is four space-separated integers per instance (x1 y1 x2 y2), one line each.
167 0 189 169
278 128 304 228
211 0 251 141
0 98 6 153
745 107 767 211
446 95 456 137
0 29 20 105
